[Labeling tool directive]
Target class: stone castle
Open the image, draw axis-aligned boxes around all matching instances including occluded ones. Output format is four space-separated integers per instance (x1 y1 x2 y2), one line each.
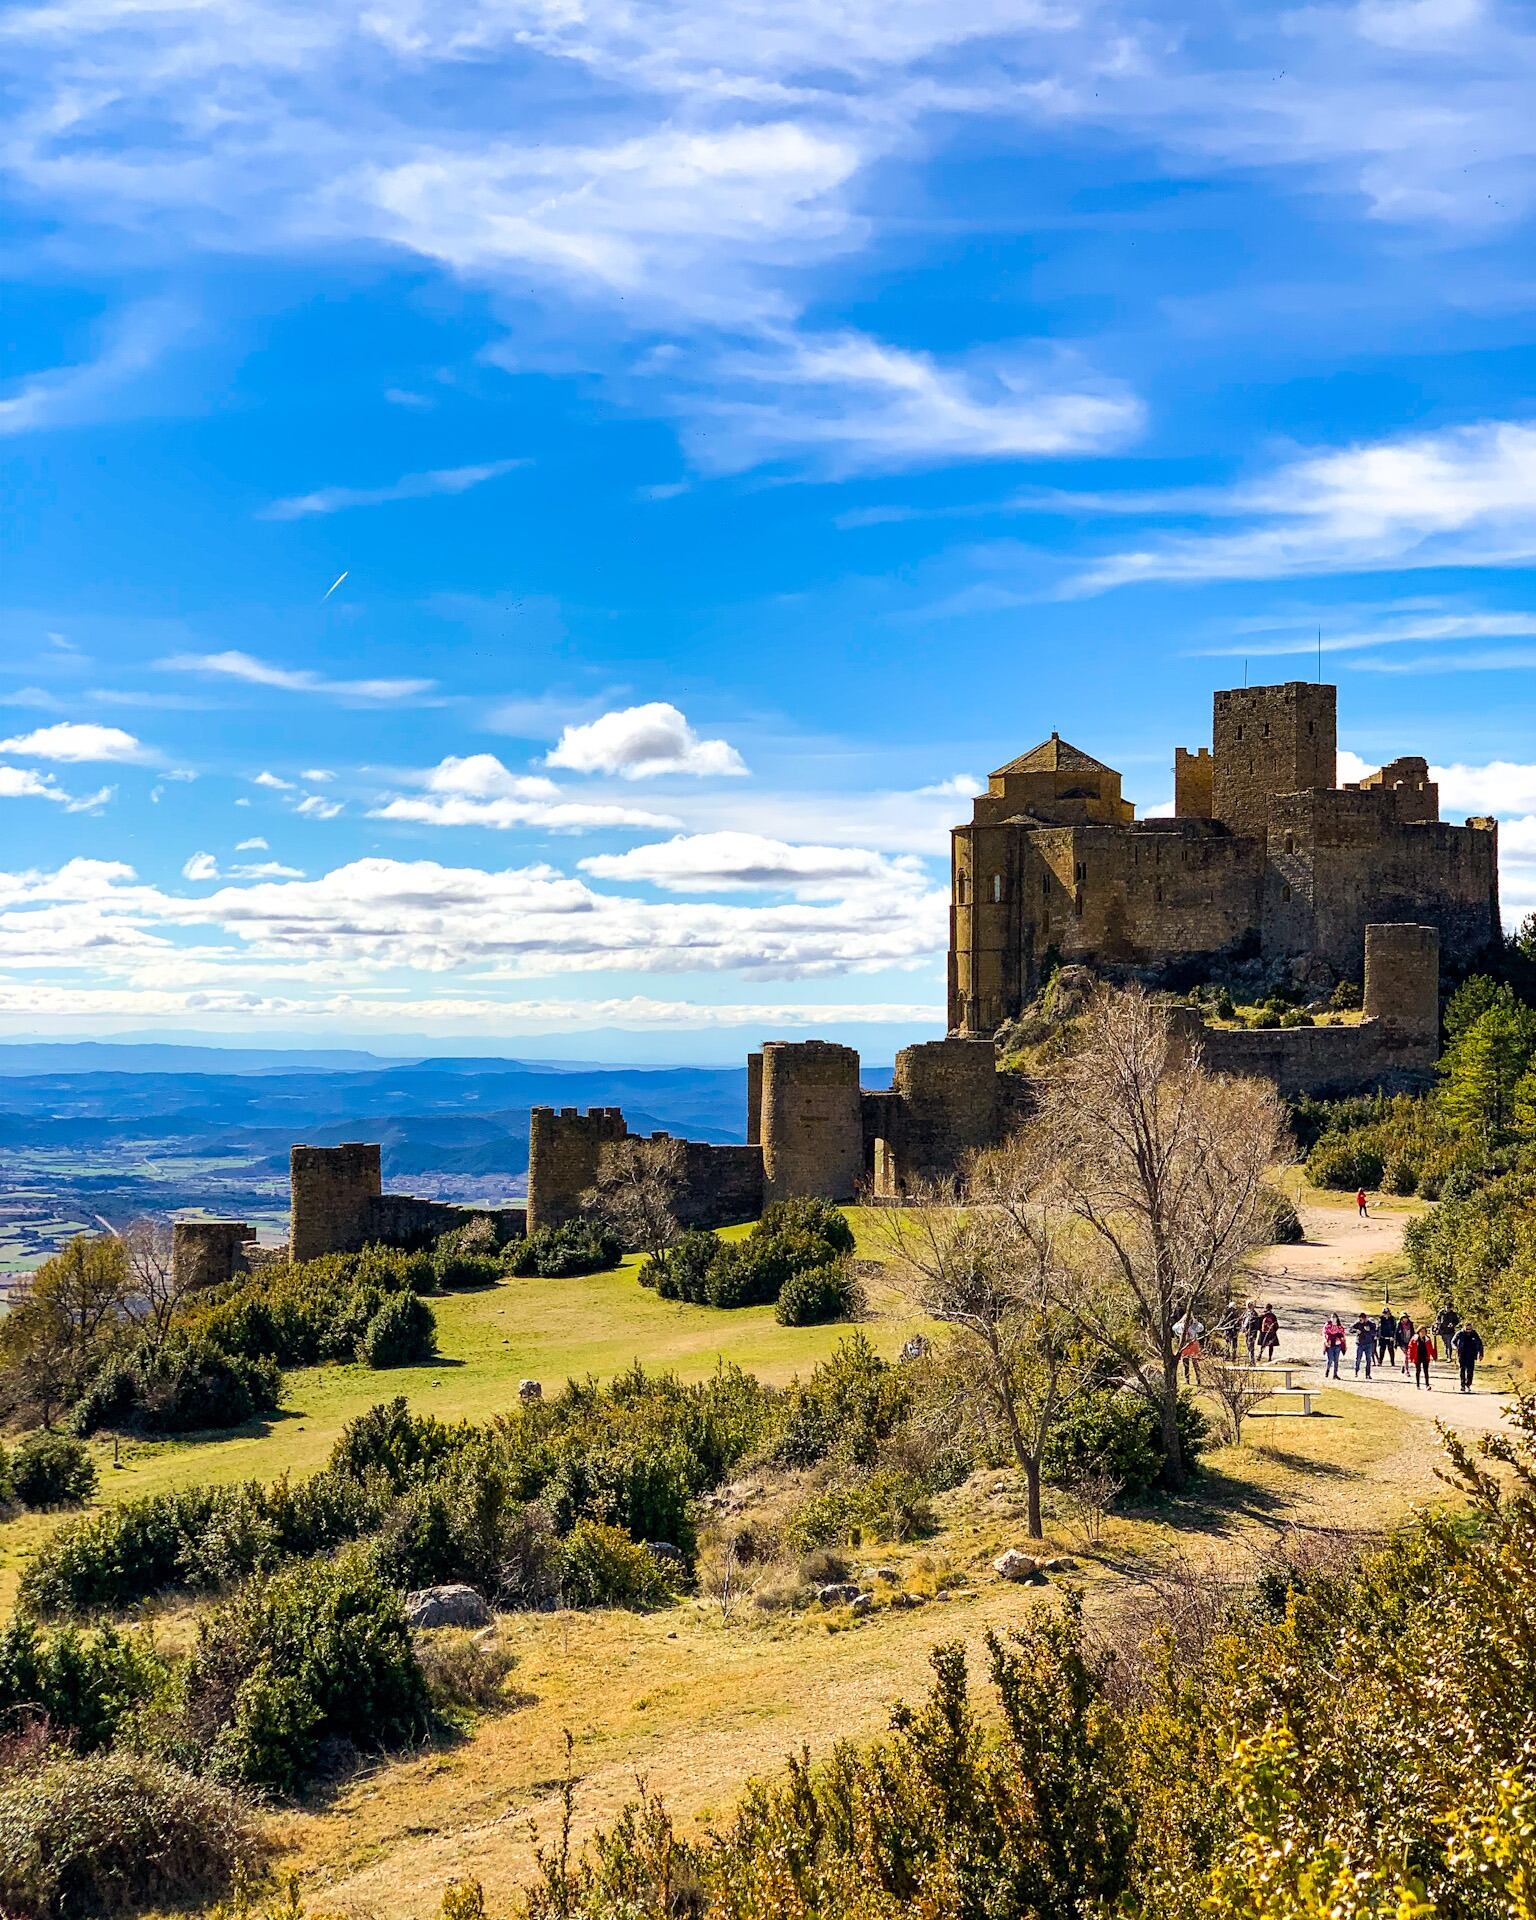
172 680 1501 1289
950 680 1498 1034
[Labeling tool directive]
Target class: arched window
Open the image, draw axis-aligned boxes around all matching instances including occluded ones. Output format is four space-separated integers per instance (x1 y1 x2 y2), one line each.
1283 832 1294 854
956 871 968 905
991 874 1003 904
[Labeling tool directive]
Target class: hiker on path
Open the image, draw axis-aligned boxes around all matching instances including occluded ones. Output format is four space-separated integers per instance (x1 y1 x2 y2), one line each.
1396 1312 1415 1374
1177 1313 1205 1384
1257 1304 1280 1363
1217 1301 1241 1358
1352 1312 1378 1378
1452 1322 1485 1394
1407 1326 1436 1390
1242 1302 1261 1363
1323 1315 1348 1380
1436 1306 1459 1352
1356 1187 1370 1219
1377 1306 1399 1370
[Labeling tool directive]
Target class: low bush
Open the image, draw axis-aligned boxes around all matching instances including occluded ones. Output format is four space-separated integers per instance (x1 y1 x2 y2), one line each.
0 1616 170 1753
11 1433 96 1511
0 1750 255 1920
770 1336 911 1471
1044 1388 1207 1499
1261 1193 1305 1244
416 1629 522 1714
784 1468 934 1553
1306 1134 1385 1190
356 1290 436 1368
181 1248 438 1373
504 1222 622 1279
186 1553 430 1794
644 1200 854 1313
557 1519 674 1609
775 1262 860 1326
644 1228 721 1300
70 1337 282 1437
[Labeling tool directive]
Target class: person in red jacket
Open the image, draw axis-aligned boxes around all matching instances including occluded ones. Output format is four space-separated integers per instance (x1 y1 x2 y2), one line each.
1356 1188 1370 1219
1407 1327 1436 1390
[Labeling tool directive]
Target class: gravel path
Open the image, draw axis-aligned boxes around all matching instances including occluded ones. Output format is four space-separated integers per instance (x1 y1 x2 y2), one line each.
1241 1197 1517 1434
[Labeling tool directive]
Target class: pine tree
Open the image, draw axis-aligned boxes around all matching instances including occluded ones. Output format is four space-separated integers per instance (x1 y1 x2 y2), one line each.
1439 1003 1536 1152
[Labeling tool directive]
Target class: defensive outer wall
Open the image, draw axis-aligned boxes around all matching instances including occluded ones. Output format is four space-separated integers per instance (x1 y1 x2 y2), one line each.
174 918 1440 1286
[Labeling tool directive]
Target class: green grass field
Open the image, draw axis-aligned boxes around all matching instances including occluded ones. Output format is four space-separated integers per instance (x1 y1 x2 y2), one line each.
0 1214 928 1610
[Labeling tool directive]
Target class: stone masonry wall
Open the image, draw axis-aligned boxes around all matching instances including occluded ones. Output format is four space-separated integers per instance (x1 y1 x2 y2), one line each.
290 1142 382 1262
171 1220 254 1293
675 1139 764 1228
525 1106 628 1234
1212 682 1337 838
365 1193 526 1249
1174 746 1214 819
760 1040 864 1204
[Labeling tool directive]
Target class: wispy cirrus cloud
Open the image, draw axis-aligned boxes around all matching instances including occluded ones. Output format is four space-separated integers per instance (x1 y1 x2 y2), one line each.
259 458 528 520
1073 419 1536 593
160 650 434 702
0 301 186 436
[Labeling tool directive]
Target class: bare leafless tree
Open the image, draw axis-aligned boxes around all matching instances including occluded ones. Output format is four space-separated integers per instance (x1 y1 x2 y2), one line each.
582 1136 686 1261
121 1216 190 1353
872 1189 1084 1538
975 985 1287 1490
1204 1357 1276 1446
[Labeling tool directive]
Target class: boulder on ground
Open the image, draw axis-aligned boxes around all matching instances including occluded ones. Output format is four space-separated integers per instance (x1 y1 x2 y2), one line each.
817 1581 861 1607
992 1548 1039 1584
406 1583 492 1629
849 1592 874 1616
645 1541 685 1566
517 1379 542 1402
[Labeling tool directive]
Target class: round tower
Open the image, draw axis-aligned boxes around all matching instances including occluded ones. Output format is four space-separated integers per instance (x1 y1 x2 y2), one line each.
759 1040 863 1205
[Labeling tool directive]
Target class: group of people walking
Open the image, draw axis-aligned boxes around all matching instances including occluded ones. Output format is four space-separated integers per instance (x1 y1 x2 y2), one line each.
1321 1304 1484 1391
1180 1295 1487 1395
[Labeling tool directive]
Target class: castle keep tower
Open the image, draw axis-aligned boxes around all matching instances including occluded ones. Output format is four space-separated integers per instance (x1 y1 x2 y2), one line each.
1211 682 1337 839
290 1142 381 1262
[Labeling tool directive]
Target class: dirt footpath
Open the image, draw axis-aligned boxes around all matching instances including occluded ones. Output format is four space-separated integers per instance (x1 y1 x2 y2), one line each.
1243 1197 1517 1436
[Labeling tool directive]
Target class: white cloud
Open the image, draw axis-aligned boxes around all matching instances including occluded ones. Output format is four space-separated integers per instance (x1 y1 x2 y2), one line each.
162 651 434 701
181 851 219 881
547 703 747 780
1431 760 1536 817
299 768 334 783
0 765 111 810
294 794 343 819
252 771 294 790
0 721 148 762
233 859 305 878
235 836 268 850
915 774 984 798
369 753 678 831
259 458 527 520
579 831 927 896
0 850 948 992
1076 420 1536 592
688 332 1142 476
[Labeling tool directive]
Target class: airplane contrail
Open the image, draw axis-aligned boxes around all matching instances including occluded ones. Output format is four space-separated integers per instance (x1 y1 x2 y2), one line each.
322 570 349 601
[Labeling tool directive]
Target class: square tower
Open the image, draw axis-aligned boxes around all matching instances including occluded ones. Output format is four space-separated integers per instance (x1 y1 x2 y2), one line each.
1212 682 1336 839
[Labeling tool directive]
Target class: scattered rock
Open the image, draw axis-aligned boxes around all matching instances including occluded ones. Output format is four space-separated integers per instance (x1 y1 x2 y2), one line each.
405 1583 492 1630
849 1592 874 1616
517 1379 542 1402
932 1589 954 1602
898 1335 931 1363
859 1566 899 1584
888 1591 919 1609
818 1582 861 1608
645 1541 685 1566
993 1549 1040 1584
1036 1556 1076 1575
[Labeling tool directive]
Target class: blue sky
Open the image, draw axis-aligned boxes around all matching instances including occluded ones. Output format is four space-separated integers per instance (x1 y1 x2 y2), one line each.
5 0 1536 1058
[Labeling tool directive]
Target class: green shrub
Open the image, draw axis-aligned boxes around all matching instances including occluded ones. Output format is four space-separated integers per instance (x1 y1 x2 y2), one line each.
357 1291 436 1368
784 1468 934 1552
644 1229 720 1301
187 1553 430 1793
703 1237 789 1308
0 1616 170 1753
1382 1155 1419 1196
70 1337 282 1437
0 1751 254 1920
1305 1135 1385 1190
558 1519 673 1609
1044 1389 1206 1499
771 1335 911 1471
775 1261 860 1326
1262 1193 1305 1244
755 1195 855 1258
11 1433 96 1510
504 1223 622 1279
